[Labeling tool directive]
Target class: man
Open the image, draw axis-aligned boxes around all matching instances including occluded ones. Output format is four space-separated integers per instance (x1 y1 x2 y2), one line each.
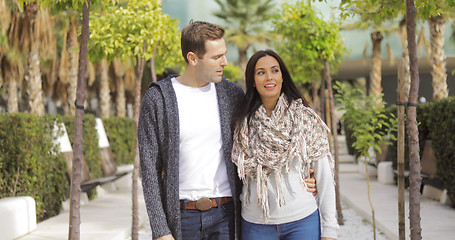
138 21 317 240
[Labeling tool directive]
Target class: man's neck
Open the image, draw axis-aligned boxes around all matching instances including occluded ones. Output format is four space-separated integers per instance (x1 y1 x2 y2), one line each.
176 68 209 88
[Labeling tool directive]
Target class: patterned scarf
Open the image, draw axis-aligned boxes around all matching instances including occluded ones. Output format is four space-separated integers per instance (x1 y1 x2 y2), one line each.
232 94 334 221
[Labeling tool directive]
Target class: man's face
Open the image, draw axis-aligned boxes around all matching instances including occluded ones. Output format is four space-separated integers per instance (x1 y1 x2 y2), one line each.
195 38 228 85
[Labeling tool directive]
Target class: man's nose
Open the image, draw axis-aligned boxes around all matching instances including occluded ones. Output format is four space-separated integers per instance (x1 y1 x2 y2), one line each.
221 55 228 66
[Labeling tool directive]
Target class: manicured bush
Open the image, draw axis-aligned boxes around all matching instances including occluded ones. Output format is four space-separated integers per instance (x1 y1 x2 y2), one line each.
387 97 455 206
388 102 433 171
427 97 455 206
102 117 136 165
0 113 68 222
62 114 102 179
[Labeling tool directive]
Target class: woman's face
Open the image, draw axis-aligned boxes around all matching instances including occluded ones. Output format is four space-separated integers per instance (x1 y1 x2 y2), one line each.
254 55 283 103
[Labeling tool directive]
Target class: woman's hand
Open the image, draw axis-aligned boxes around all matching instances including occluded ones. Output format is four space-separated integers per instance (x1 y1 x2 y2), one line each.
157 234 175 240
304 169 317 196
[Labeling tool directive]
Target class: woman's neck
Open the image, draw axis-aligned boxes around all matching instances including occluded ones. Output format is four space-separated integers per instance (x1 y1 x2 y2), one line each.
261 97 279 117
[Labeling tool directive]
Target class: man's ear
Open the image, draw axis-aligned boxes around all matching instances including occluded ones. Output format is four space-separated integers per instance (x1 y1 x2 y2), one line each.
187 52 198 65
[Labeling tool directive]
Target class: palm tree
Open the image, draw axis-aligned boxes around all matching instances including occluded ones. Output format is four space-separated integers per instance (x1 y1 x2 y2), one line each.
99 57 111 118
66 17 80 115
113 58 126 117
24 2 45 116
1 1 28 113
429 14 448 100
398 18 411 99
213 0 276 84
369 30 383 106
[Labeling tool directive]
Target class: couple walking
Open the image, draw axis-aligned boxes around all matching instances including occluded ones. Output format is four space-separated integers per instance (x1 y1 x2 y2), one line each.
138 21 338 240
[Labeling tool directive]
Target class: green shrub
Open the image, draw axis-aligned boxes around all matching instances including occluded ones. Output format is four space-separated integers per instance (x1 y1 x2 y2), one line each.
0 113 68 222
63 114 102 179
343 116 360 158
334 82 396 161
388 102 432 172
102 117 136 165
427 97 455 206
223 63 243 83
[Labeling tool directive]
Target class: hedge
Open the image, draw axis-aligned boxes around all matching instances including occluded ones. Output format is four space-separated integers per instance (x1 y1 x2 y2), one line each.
102 117 136 165
384 98 455 206
0 113 68 222
426 98 455 205
62 114 102 179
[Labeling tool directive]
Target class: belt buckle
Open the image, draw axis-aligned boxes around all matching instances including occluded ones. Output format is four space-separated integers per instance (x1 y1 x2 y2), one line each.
195 198 212 211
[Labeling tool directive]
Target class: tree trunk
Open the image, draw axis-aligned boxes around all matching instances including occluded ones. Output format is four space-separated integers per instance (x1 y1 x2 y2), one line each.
320 76 326 120
323 60 343 225
429 15 448 100
150 42 158 82
25 2 44 116
116 75 126 117
132 43 146 240
6 66 19 112
237 47 248 89
405 1 422 239
399 18 411 101
99 58 111 118
68 1 90 239
397 18 410 240
67 19 79 116
312 80 320 113
397 58 407 240
369 31 383 107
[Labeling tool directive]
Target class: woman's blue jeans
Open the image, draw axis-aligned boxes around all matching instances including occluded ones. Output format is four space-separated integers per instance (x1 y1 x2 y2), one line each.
241 209 321 240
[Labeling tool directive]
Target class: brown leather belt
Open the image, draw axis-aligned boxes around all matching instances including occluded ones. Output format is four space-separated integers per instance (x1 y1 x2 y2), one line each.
180 197 232 211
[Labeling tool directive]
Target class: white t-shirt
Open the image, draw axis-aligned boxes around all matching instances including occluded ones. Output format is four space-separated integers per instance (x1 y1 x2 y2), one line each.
172 78 232 201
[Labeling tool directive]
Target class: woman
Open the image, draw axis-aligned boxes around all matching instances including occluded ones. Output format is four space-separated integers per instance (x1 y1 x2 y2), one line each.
232 49 338 240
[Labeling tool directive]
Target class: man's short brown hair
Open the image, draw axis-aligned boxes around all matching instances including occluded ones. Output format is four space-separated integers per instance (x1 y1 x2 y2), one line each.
181 20 225 63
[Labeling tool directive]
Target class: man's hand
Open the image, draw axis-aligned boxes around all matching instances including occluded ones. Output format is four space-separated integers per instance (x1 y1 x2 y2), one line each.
304 169 317 196
321 238 336 240
157 234 175 240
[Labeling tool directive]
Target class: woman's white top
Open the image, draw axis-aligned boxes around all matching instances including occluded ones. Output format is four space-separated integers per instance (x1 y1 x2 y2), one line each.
241 155 339 239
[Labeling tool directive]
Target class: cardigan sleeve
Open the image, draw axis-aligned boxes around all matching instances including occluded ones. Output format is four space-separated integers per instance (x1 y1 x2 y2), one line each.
138 89 172 239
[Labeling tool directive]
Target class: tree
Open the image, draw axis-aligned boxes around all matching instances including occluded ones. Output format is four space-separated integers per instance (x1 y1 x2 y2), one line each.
339 0 404 107
17 0 103 238
1 0 57 114
213 0 276 86
89 1 182 238
335 81 396 240
423 1 455 100
272 0 347 225
338 0 455 239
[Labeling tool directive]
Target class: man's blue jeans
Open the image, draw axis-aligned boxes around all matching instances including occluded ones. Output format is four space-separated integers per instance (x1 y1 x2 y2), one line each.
180 201 235 240
241 209 321 240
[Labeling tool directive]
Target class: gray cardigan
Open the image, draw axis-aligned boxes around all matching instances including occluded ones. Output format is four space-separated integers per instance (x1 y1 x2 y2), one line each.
138 75 244 240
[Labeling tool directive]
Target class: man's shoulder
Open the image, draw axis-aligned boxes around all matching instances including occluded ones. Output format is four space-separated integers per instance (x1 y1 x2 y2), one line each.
145 75 178 97
217 78 244 95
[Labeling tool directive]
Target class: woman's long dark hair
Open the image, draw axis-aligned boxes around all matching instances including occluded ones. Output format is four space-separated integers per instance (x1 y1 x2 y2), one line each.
232 49 310 130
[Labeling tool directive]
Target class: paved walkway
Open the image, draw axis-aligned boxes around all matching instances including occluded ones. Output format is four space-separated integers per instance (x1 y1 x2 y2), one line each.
17 174 148 240
339 163 455 240
15 138 455 240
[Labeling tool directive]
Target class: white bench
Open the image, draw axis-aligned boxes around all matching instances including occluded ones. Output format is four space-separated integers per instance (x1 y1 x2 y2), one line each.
0 196 36 240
